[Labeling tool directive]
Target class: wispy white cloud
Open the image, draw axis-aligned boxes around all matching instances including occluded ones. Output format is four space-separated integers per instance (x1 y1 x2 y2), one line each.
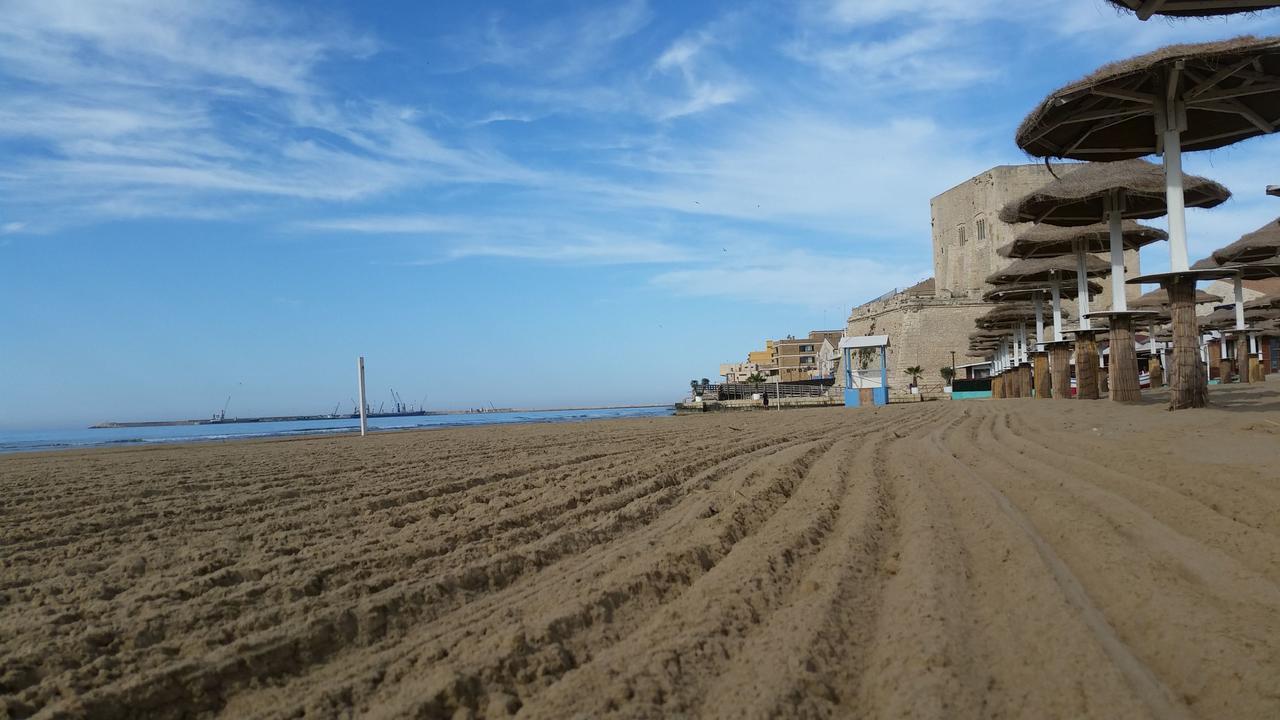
462 0 651 78
650 23 748 120
0 0 540 225
652 250 928 308
598 113 991 242
785 0 1003 92
300 212 694 266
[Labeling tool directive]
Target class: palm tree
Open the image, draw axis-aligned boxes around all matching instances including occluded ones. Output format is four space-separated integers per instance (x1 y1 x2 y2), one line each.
940 366 956 384
745 372 766 383
906 365 924 388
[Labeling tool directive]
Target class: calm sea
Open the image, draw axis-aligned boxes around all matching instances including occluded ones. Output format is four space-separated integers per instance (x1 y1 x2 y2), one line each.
0 407 674 454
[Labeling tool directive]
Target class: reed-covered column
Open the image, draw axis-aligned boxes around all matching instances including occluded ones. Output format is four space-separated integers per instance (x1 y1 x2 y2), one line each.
1108 316 1141 401
1032 352 1050 399
1048 342 1072 400
1167 277 1208 409
1075 331 1101 400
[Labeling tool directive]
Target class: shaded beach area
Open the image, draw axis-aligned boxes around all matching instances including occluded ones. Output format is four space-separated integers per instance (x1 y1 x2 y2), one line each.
3 383 1279 718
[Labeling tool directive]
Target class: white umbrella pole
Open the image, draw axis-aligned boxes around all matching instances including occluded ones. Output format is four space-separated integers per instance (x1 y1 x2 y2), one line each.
1162 92 1190 272
1107 193 1128 311
357 356 368 437
1075 240 1092 330
1233 274 1246 330
1034 294 1045 348
1051 282 1064 342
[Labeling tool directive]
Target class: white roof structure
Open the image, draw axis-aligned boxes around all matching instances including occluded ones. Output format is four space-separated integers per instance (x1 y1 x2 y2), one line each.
838 335 890 349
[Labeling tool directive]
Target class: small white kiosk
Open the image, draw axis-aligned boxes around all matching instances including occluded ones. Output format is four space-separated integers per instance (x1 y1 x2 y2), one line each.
840 335 890 407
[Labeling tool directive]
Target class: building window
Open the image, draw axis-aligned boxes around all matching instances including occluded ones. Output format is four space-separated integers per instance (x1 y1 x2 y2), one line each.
957 225 967 244
799 344 814 352
976 218 986 242
801 356 815 364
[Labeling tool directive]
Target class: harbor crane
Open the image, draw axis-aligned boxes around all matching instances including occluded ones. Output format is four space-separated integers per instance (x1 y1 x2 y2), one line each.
216 395 231 422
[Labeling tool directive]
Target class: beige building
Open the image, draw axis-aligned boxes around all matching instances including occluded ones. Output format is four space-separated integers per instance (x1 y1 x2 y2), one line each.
718 362 763 383
747 342 775 374
846 163 1142 392
772 331 843 381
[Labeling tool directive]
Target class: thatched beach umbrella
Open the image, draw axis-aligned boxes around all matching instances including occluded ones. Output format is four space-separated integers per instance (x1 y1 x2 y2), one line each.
984 279 1101 351
989 253 1113 399
998 209 1175 401
999 159 1224 322
982 280 1101 303
1105 0 1280 20
1015 36 1280 408
1132 286 1221 383
1193 254 1280 381
1130 287 1222 307
998 220 1167 259
987 255 1109 337
1212 217 1280 264
978 314 1046 398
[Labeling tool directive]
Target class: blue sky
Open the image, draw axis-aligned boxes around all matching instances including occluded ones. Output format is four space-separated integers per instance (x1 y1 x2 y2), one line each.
3 0 1280 428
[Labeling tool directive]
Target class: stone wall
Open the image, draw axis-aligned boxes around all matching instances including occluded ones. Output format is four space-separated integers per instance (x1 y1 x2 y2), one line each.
842 293 993 391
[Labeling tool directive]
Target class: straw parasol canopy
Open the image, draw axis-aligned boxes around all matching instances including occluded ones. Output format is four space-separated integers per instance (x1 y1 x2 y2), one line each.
986 255 1109 285
1191 256 1280 279
1202 305 1280 328
1212 217 1280 263
999 160 1230 224
1105 0 1280 19
1130 287 1222 307
982 280 1101 302
999 220 1166 257
1015 36 1280 161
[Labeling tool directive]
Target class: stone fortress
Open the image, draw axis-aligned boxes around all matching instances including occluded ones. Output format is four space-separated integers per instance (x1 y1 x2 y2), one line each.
842 164 1142 392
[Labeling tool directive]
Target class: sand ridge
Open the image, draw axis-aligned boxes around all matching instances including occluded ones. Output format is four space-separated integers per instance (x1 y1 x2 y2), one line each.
2 382 1278 718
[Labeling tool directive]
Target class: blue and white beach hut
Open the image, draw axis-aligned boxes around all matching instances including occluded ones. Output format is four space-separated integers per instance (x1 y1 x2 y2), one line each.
839 335 890 407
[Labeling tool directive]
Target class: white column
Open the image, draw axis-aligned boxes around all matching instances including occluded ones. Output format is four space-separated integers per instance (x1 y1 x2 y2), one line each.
1051 282 1064 342
1034 294 1045 348
357 356 368 437
1075 240 1092 330
1162 89 1190 273
1107 192 1128 311
1233 274 1247 330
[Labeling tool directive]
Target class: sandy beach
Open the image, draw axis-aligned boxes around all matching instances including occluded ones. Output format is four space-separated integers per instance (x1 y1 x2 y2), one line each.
3 383 1279 719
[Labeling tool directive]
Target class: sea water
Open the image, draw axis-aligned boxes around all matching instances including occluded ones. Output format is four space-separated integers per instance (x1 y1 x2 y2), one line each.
0 407 674 454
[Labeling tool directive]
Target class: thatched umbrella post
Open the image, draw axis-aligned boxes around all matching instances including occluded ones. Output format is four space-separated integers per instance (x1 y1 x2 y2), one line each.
1070 329 1103 400
1168 278 1209 407
1148 322 1165 387
1107 315 1142 400
1031 292 1050 398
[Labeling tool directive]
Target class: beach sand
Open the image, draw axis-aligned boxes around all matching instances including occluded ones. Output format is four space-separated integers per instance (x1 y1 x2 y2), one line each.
3 382 1279 719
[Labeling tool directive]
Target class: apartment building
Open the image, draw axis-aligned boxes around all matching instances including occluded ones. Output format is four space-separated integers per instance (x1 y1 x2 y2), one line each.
771 330 843 381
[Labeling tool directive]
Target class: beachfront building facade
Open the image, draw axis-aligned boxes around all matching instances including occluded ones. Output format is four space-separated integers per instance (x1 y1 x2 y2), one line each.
772 331 843 381
747 343 775 377
816 337 840 380
843 163 1143 393
718 362 763 383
